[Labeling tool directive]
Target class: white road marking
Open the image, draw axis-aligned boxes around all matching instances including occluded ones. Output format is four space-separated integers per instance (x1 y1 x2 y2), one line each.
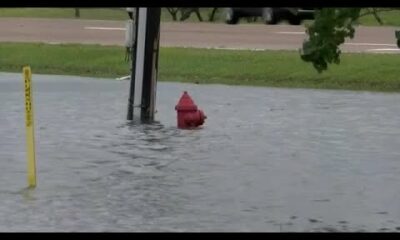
177 46 268 51
275 31 305 35
208 47 267 51
366 48 400 52
345 42 397 47
84 27 125 31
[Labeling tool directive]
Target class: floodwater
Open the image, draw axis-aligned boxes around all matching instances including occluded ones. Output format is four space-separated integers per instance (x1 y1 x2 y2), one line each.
1 72 400 232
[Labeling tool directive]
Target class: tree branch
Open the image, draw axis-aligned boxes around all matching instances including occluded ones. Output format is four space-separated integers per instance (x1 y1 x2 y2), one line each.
371 8 383 25
358 8 399 18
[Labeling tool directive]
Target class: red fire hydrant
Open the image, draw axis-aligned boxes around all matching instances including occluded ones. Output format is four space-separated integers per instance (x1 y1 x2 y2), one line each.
175 91 207 129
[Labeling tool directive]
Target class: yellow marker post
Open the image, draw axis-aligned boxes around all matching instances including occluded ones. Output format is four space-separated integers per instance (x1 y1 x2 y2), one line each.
23 66 37 188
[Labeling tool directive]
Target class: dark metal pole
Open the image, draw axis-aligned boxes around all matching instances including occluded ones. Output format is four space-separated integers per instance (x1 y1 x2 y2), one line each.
127 8 139 121
140 8 161 122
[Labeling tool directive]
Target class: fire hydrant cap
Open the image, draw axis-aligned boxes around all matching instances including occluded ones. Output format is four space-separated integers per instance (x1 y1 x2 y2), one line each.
175 91 198 111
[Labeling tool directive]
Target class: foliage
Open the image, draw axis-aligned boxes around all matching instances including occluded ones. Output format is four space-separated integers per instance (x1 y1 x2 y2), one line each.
301 8 400 72
300 8 361 73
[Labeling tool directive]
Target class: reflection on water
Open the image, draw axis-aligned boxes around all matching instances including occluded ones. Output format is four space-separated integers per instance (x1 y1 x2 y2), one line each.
1 72 400 232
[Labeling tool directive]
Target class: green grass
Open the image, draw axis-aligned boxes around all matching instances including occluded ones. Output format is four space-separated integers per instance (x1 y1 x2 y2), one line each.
1 42 400 92
0 8 217 22
0 8 128 20
0 42 129 78
2 8 400 26
357 9 400 26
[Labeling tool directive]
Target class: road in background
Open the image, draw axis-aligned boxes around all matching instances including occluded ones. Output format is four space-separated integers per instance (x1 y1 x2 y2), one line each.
0 18 399 53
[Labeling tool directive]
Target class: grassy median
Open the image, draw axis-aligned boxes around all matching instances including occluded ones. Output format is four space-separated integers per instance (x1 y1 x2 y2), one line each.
1 8 400 26
0 8 214 22
1 42 400 92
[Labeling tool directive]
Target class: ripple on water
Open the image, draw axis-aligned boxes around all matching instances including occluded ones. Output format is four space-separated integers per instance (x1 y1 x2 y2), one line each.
1 73 400 231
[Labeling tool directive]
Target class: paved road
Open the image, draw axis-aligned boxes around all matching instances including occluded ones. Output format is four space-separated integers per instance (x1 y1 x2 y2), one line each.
0 17 399 53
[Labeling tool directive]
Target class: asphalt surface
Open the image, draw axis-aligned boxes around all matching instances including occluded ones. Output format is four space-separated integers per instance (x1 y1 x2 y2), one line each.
0 17 399 53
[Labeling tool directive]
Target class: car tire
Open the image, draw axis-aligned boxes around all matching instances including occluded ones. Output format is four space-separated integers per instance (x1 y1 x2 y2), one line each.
262 8 278 25
288 15 302 25
225 8 239 24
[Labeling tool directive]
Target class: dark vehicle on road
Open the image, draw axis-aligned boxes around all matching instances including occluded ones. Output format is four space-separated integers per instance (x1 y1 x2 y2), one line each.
224 8 315 25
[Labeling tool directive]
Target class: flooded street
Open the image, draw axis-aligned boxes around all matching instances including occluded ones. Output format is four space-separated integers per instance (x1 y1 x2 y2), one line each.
1 72 400 232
